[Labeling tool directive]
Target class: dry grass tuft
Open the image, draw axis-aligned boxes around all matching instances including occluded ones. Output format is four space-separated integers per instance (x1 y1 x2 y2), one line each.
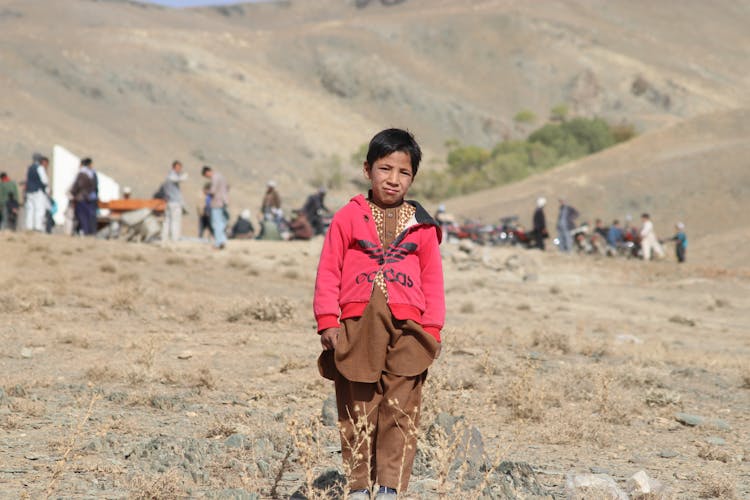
645 388 682 407
698 473 737 498
226 298 295 323
10 399 46 417
192 367 217 390
129 469 186 499
459 301 475 314
111 286 140 312
531 329 571 354
283 269 301 280
117 272 140 283
165 255 186 266
85 365 121 383
503 361 547 421
185 307 202 321
227 257 250 270
697 444 731 463
58 334 90 349
206 420 237 439
100 263 117 273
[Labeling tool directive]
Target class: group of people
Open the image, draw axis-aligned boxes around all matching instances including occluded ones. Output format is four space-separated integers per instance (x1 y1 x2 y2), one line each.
157 162 230 249
531 197 688 262
155 160 332 248
0 154 60 234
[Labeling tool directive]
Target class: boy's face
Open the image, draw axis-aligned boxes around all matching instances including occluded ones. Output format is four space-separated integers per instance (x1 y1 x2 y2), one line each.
364 151 413 207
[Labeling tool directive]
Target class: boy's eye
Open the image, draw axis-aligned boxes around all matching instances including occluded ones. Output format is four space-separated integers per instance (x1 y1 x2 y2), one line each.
400 169 412 177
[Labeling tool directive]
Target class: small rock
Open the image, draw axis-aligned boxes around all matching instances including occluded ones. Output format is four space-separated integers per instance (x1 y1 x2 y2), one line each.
224 433 245 449
615 334 643 344
590 466 610 475
675 412 704 426
321 393 337 427
706 436 727 446
177 351 193 360
709 419 731 431
20 348 33 359
255 459 269 476
565 473 628 500
627 470 664 496
629 454 648 464
659 450 678 458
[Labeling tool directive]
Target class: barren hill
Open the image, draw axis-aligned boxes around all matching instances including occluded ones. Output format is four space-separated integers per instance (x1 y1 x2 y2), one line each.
447 108 750 268
1 0 749 211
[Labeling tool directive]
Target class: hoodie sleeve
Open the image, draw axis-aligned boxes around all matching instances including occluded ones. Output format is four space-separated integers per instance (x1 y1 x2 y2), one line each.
313 211 349 332
418 225 445 340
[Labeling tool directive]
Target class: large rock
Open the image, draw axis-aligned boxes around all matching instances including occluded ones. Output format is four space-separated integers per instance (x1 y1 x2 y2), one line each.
565 473 628 500
431 412 486 469
626 470 666 497
290 469 346 499
490 461 549 499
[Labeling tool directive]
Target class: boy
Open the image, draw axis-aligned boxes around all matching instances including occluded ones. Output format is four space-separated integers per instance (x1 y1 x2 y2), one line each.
314 129 444 499
670 222 688 263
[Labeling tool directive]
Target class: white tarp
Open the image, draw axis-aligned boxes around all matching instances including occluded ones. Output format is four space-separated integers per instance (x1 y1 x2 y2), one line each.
52 145 120 224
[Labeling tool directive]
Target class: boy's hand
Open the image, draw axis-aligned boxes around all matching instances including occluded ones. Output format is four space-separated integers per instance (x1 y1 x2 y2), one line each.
320 327 341 350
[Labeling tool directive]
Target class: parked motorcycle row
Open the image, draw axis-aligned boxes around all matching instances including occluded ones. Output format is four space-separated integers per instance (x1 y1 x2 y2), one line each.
442 218 647 259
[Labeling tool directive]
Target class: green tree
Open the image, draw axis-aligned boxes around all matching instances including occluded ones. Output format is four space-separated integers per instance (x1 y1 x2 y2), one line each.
563 117 614 154
513 109 537 124
550 103 569 122
446 145 490 176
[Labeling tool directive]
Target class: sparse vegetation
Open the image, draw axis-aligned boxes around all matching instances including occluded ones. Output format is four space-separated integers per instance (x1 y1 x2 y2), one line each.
413 113 636 200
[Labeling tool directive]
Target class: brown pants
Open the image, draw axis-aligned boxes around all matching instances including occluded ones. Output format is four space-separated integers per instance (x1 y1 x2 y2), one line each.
335 369 426 492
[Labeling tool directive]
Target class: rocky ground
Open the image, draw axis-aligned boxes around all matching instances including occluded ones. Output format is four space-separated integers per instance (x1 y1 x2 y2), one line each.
0 232 748 499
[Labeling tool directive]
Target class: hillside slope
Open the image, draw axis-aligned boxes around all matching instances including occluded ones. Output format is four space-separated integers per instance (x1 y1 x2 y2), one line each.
1 0 748 210
447 108 750 268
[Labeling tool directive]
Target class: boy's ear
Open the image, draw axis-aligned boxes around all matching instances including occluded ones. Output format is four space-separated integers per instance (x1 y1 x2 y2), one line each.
363 162 372 180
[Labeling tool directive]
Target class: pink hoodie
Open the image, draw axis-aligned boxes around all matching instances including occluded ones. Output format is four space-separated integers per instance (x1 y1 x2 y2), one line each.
314 194 445 341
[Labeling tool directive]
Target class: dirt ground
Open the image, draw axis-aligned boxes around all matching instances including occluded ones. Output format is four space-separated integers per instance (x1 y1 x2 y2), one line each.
0 231 748 499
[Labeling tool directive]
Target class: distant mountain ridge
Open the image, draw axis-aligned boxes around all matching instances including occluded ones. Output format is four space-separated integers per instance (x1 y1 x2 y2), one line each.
0 0 748 217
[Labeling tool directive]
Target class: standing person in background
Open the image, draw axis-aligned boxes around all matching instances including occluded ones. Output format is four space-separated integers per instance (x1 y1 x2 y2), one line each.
24 153 50 232
607 219 624 249
260 180 281 219
70 159 97 235
532 197 547 250
639 213 664 261
303 186 330 235
0 172 19 231
197 182 213 239
556 198 579 253
83 158 99 234
670 222 688 263
201 166 229 250
39 157 56 234
161 160 187 242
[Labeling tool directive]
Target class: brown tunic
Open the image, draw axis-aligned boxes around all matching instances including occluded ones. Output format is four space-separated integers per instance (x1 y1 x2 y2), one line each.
318 201 440 383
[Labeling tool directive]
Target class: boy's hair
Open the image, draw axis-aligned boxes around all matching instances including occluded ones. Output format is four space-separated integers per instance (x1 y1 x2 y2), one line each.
366 128 422 176
201 165 212 176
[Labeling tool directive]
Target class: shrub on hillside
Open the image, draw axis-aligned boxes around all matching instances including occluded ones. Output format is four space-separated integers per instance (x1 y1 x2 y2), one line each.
411 114 636 201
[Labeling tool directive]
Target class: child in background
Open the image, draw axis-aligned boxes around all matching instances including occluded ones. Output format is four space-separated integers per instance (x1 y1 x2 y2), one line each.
671 222 688 263
314 128 445 499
